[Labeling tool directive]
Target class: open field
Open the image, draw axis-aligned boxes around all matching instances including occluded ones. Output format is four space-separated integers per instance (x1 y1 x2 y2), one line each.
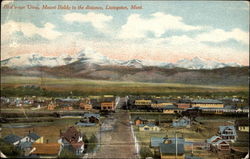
1 119 100 143
1 76 248 96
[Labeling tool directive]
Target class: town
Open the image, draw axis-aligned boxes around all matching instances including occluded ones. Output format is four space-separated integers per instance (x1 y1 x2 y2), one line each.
0 93 249 159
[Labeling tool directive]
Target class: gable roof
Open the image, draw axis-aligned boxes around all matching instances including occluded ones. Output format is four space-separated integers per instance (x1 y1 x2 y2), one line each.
207 136 222 144
61 126 81 144
27 133 41 140
31 143 60 155
219 126 236 135
160 143 184 155
3 134 21 144
214 140 229 145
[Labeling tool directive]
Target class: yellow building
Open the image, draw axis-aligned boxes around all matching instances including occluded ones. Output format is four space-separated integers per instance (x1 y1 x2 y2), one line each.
235 119 249 132
191 99 224 108
139 123 160 131
101 101 115 111
135 100 152 106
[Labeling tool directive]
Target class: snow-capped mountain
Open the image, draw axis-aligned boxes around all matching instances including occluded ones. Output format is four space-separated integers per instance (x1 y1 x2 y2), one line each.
0 49 242 69
0 54 76 67
174 57 241 69
121 59 144 68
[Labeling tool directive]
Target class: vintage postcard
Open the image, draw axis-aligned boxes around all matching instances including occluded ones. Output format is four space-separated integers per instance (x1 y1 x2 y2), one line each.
0 0 249 159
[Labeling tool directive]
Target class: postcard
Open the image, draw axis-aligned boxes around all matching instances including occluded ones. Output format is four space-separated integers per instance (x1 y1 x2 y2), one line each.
1 0 249 159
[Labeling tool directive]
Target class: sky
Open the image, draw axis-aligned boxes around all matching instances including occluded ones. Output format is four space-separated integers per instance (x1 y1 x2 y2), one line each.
1 0 249 65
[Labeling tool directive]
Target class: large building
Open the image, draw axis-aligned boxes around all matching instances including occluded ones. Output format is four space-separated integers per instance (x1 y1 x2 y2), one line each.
191 99 224 108
135 100 152 106
101 97 116 111
151 99 174 109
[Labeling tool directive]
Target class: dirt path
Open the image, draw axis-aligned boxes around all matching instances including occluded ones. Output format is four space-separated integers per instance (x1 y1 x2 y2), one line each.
91 111 137 159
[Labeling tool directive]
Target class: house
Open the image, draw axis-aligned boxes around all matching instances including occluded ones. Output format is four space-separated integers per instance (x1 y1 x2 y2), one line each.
21 132 43 143
159 143 185 159
83 113 100 123
172 117 191 128
163 105 181 114
58 126 84 155
47 103 57 110
206 136 222 144
3 134 21 146
218 126 237 142
191 99 224 108
211 140 230 152
206 136 222 150
138 123 160 131
134 117 147 126
79 98 92 110
235 119 249 132
17 141 32 156
101 98 116 111
79 103 92 110
31 143 60 158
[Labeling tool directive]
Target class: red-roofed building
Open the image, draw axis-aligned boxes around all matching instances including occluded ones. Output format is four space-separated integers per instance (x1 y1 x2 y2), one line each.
58 126 85 156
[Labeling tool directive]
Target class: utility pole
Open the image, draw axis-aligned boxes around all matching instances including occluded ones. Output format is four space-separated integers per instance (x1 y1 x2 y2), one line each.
175 132 178 159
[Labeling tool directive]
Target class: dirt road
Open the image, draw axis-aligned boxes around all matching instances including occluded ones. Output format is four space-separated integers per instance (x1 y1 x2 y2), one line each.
91 110 137 159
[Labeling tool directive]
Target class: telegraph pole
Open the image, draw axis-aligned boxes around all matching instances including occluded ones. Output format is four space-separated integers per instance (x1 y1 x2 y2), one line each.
175 132 178 159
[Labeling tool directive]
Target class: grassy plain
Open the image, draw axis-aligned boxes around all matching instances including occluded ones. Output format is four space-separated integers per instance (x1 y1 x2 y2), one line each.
1 76 248 96
1 119 99 143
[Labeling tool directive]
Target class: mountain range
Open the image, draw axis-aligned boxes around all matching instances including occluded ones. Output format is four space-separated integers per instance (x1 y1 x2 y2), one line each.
1 48 242 69
1 49 248 86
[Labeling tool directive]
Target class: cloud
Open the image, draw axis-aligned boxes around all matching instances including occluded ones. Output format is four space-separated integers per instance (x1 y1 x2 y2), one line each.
63 12 113 32
1 20 62 41
195 28 249 45
118 12 202 39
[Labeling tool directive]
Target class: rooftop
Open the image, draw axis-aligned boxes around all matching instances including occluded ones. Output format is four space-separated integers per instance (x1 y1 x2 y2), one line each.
192 99 223 104
31 143 60 155
3 134 21 144
159 143 184 155
27 132 41 141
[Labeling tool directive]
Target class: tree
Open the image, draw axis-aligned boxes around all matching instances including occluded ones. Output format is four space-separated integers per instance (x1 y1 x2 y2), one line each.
0 139 21 157
140 147 153 159
86 134 98 153
58 149 78 159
